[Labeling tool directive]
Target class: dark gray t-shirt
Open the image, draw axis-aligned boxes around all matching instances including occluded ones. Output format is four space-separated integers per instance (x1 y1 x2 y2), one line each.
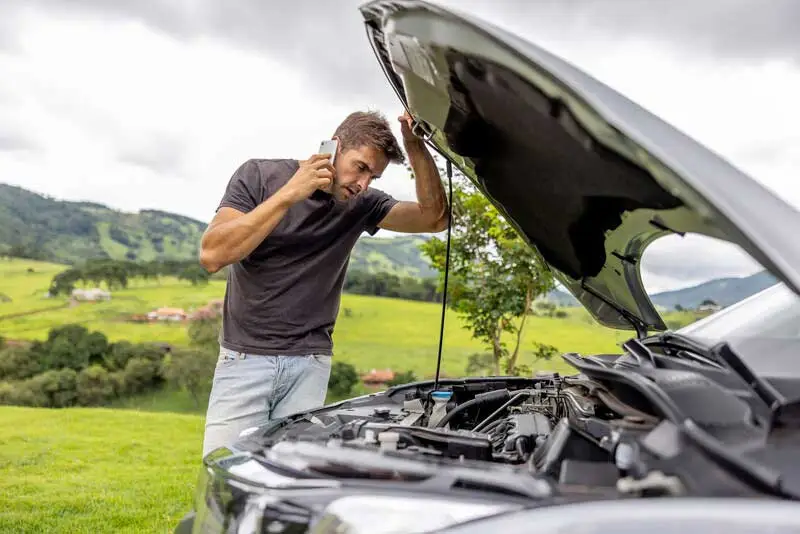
215 158 398 356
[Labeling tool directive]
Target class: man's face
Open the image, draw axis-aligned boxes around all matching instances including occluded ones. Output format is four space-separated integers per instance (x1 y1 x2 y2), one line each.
329 142 389 202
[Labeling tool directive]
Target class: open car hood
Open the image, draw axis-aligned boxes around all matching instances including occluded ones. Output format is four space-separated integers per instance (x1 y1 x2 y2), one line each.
360 0 800 333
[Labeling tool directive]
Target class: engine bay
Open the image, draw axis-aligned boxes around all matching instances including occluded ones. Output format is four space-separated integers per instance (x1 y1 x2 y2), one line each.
243 340 800 503
251 373 697 498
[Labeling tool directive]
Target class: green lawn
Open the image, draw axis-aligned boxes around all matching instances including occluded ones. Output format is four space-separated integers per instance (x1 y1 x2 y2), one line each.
0 406 203 533
0 259 69 317
0 259 709 532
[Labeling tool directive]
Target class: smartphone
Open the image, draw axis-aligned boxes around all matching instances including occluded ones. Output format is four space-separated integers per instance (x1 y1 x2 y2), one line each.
318 139 339 165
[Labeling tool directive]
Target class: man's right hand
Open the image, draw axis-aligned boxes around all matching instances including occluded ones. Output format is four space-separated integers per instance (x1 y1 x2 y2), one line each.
280 154 335 204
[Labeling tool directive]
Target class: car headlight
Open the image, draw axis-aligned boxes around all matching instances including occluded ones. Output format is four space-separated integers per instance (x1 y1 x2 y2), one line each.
308 494 517 534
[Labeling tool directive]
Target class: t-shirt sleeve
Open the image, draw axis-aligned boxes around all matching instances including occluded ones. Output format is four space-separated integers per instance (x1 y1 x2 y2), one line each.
217 159 263 214
361 188 400 236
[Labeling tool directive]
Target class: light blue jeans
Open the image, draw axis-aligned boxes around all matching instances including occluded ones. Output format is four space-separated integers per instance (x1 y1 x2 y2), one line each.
202 347 332 457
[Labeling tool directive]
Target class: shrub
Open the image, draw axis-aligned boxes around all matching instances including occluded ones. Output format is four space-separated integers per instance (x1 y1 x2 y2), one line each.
554 310 568 318
465 353 494 375
103 342 165 372
161 348 216 407
76 365 115 406
103 341 137 371
188 317 222 353
387 370 418 386
122 357 162 394
109 370 128 397
0 380 48 407
0 381 18 405
0 346 41 381
328 361 358 398
534 301 557 317
27 369 78 408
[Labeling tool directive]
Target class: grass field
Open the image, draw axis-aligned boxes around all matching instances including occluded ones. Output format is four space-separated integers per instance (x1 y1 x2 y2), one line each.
0 259 708 532
0 258 653 378
0 405 202 533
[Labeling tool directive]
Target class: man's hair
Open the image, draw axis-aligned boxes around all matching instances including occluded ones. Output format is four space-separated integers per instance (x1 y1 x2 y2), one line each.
333 110 406 166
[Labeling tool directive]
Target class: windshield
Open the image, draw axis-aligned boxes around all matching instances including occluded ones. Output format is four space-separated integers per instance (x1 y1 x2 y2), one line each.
677 282 800 341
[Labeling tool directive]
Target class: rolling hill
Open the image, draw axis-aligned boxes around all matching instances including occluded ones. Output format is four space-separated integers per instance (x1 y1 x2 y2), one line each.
0 184 206 264
649 270 778 310
350 234 436 278
547 270 779 310
0 183 436 277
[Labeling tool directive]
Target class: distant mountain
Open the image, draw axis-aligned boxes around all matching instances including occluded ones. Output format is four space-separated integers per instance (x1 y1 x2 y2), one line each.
546 288 580 306
350 235 436 278
650 271 778 310
0 184 206 264
546 271 779 310
0 183 436 276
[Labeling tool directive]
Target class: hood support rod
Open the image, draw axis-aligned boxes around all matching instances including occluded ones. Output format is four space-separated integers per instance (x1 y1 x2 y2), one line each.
433 159 454 391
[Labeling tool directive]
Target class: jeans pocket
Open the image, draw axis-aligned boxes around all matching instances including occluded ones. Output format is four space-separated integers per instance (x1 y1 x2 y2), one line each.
308 354 332 368
218 348 243 366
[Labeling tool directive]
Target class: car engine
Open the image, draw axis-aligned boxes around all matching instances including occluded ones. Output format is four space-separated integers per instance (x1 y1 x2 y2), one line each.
252 373 685 496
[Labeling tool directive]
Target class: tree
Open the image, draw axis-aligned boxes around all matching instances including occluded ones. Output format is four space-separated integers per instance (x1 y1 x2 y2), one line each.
161 348 217 407
178 264 211 286
420 162 555 376
700 298 718 307
33 324 109 371
0 346 41 381
328 361 359 398
76 365 115 406
187 316 222 353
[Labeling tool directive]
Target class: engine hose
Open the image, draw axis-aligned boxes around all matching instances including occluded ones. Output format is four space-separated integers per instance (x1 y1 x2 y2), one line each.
435 389 510 428
472 391 531 433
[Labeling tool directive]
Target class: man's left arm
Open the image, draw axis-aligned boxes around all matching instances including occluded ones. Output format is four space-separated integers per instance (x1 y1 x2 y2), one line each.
378 115 449 233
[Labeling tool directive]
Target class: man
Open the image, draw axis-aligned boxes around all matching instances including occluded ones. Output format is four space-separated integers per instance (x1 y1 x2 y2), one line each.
198 110 447 456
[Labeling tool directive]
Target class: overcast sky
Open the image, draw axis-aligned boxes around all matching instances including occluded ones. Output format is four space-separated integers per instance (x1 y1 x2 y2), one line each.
1 0 798 293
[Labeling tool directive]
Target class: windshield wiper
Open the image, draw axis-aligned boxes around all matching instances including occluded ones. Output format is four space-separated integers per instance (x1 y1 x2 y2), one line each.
641 332 725 370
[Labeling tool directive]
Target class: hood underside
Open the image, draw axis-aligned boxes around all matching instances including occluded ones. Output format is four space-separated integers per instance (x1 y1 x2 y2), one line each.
360 0 800 332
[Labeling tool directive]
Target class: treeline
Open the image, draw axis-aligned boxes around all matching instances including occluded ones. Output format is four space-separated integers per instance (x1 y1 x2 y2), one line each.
45 258 443 304
0 320 421 410
0 326 193 408
343 270 441 303
49 258 212 296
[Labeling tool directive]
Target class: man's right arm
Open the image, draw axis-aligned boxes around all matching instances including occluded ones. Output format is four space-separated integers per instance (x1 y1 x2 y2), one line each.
199 155 334 273
198 197 293 273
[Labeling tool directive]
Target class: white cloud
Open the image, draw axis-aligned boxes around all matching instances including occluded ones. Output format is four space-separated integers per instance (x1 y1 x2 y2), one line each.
0 3 798 292
0 11 417 223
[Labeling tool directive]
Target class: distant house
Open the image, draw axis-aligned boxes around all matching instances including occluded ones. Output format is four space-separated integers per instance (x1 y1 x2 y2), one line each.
361 368 396 388
698 303 722 313
147 307 187 322
71 288 111 301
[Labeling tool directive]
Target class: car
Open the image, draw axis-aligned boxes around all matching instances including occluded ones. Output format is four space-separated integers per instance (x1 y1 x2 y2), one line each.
175 1 800 532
